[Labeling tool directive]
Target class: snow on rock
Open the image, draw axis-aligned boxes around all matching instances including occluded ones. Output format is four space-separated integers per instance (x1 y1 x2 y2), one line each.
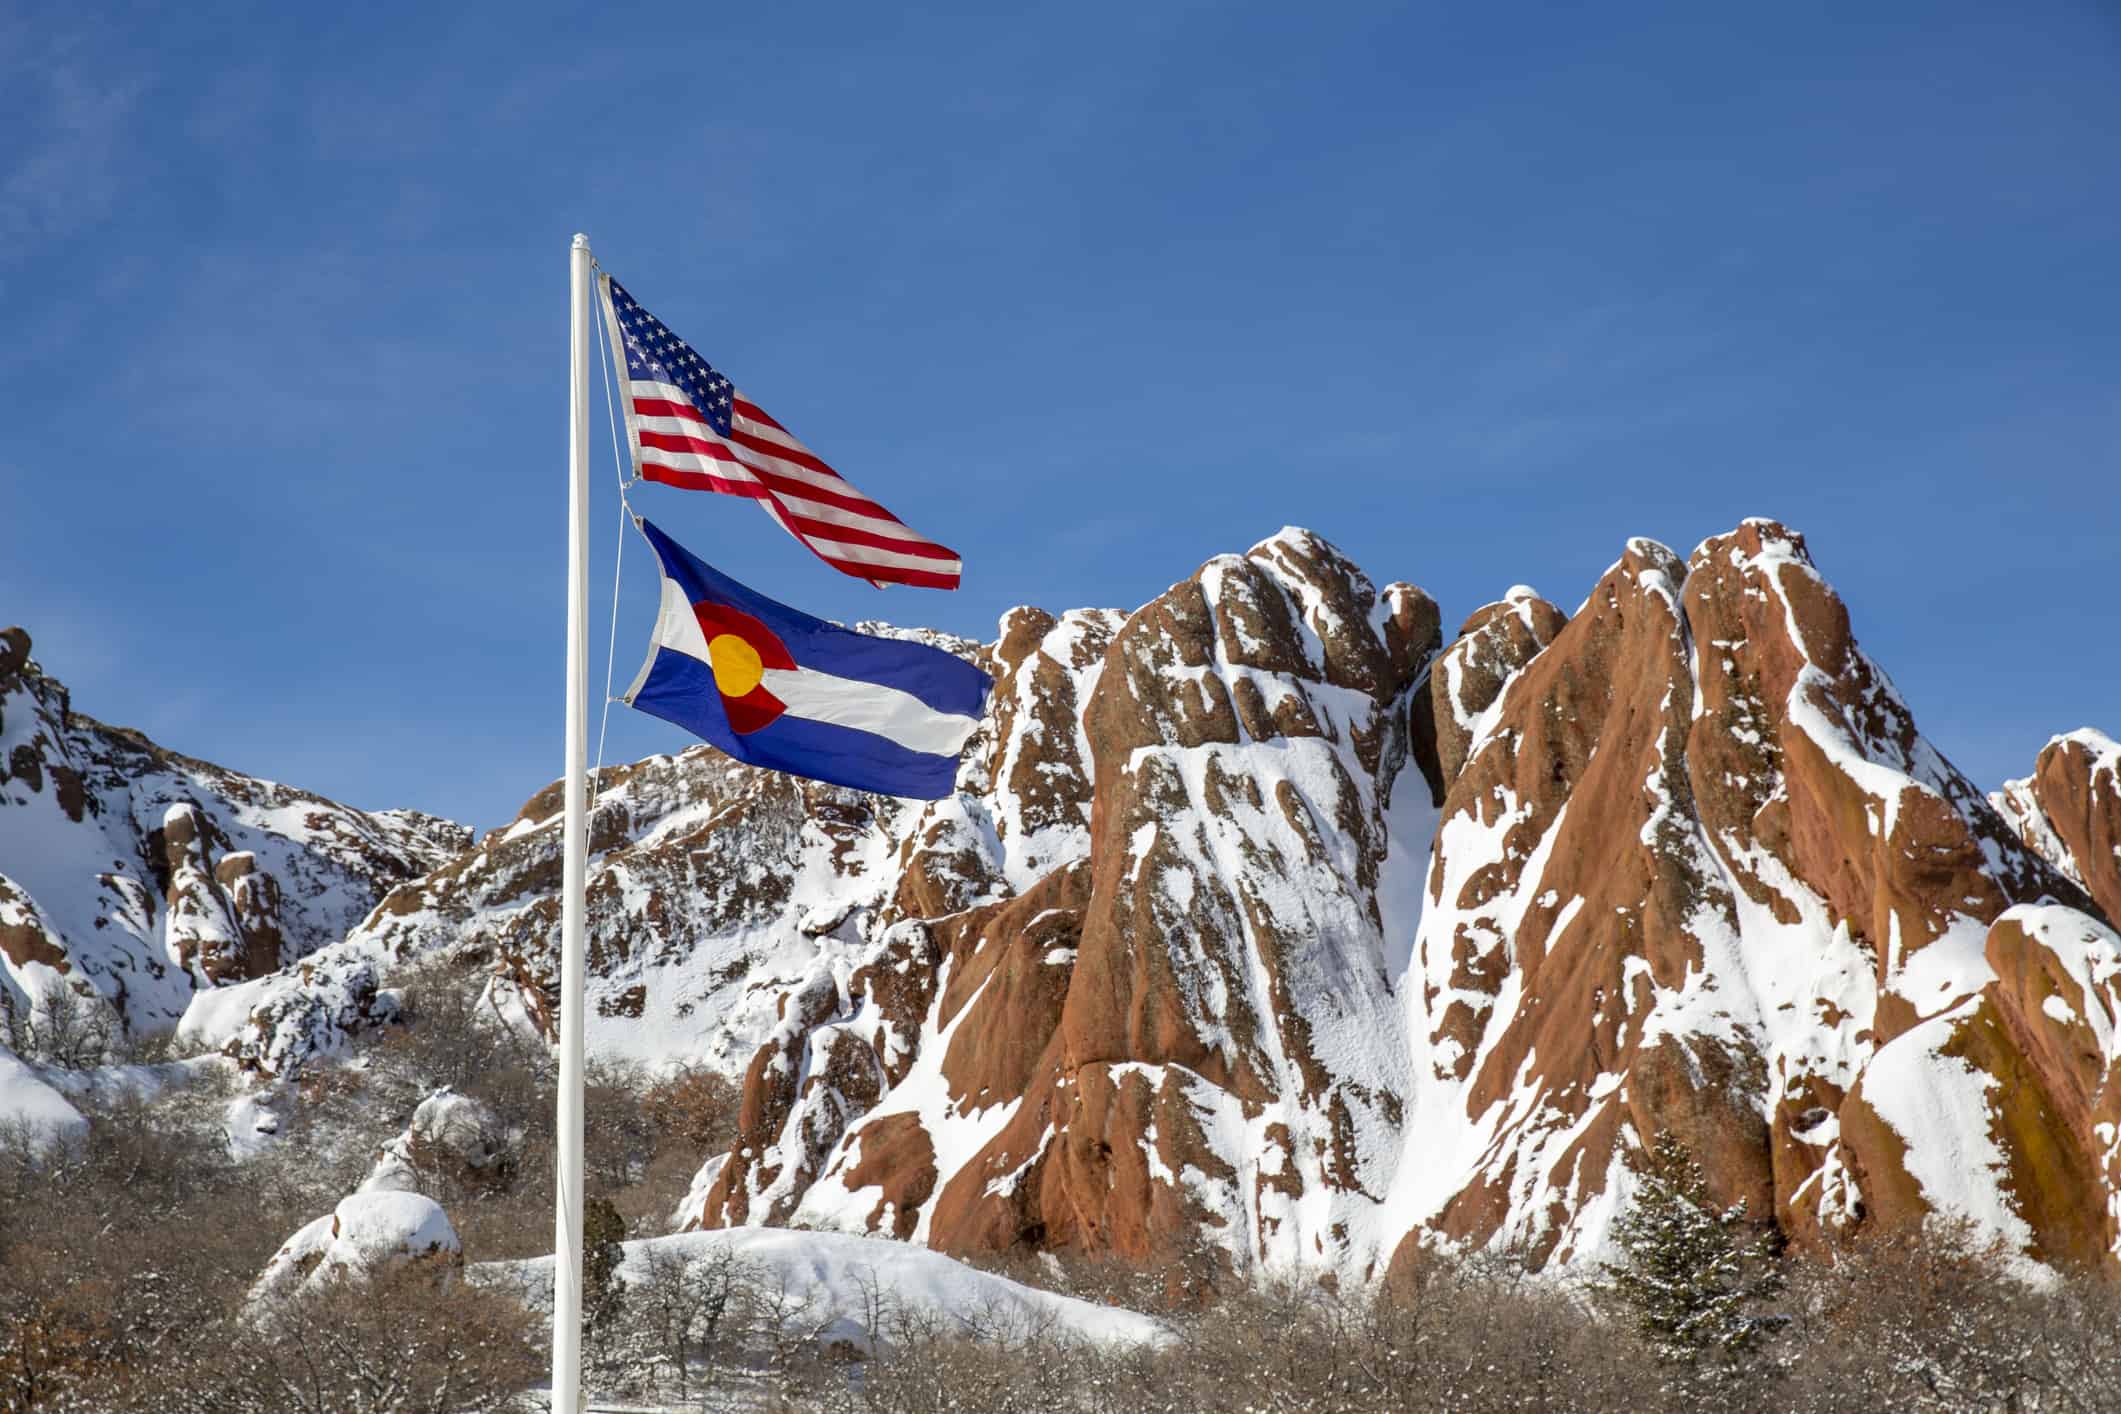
477 1227 1169 1352
1991 728 2121 928
198 745 937 1079
1397 537 1726 1268
983 606 1126 892
355 1089 508 1195
0 625 468 1041
27 520 2121 1286
703 528 1447 1278
176 938 402 1074
253 1190 461 1300
1380 521 2105 1277
1427 584 1567 791
221 1090 282 1158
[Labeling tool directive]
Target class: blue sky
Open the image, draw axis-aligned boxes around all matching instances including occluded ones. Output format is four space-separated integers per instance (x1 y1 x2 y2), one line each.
4 0 2115 829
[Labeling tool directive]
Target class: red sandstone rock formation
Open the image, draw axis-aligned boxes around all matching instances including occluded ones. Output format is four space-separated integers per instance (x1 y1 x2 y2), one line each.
1993 729 2121 929
692 520 2120 1278
108 520 2119 1278
1393 522 2106 1274
700 529 1447 1272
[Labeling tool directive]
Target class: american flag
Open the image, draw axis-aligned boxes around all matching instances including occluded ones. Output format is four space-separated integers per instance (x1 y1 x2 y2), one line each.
599 277 962 590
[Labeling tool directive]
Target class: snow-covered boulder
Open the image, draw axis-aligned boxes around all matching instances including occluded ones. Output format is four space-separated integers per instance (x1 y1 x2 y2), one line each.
356 1088 508 1195
176 940 401 1075
252 1191 460 1301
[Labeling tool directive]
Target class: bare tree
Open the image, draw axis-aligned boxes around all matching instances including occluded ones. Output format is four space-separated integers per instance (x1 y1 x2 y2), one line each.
628 1242 758 1402
2 978 118 1071
149 1264 541 1413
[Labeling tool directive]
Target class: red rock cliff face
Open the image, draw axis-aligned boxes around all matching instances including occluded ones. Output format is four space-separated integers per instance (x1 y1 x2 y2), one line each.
1408 538 1739 1263
1391 521 2112 1274
698 519 2121 1278
1992 729 2121 930
698 530 1444 1275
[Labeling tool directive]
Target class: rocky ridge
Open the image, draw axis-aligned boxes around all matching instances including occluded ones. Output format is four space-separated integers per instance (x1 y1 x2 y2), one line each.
0 628 468 1050
699 530 1442 1273
1391 523 2109 1272
31 520 2121 1279
1992 728 2121 928
682 521 2121 1278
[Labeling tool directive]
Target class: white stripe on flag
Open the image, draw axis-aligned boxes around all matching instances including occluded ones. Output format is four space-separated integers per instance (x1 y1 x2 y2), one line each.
788 533 963 574
625 577 709 703
633 413 740 440
768 491 921 541
730 409 807 452
643 452 758 484
723 442 872 499
759 667 978 757
628 378 702 408
653 578 711 660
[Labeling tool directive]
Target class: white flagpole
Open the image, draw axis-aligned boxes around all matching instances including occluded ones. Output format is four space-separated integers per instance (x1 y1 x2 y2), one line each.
553 231 593 1414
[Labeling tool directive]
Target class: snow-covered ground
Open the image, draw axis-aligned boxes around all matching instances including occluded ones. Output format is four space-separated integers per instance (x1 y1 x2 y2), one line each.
0 1047 86 1141
478 1227 1169 1354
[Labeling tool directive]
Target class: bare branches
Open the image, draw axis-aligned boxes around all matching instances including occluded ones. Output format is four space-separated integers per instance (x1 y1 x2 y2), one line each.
1 979 118 1071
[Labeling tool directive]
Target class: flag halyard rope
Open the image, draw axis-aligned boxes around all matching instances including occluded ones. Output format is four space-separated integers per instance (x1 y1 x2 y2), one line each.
592 265 633 803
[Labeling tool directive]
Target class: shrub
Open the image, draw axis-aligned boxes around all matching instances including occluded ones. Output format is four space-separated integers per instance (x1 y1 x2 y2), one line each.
640 1064 740 1155
152 1263 543 1414
1778 1223 2121 1412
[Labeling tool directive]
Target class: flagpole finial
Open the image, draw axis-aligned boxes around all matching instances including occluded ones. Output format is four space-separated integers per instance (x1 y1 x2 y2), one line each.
572 232 591 250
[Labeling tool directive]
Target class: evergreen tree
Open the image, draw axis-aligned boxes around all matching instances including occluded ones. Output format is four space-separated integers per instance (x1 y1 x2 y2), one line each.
580 1194 633 1390
1597 1131 1786 1367
583 1194 627 1307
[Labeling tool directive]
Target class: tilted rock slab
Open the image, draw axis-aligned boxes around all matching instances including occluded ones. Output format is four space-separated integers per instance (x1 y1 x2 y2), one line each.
1993 728 2121 929
1390 521 2111 1274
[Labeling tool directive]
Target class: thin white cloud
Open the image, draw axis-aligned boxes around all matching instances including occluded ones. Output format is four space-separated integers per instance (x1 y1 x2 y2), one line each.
0 25 146 260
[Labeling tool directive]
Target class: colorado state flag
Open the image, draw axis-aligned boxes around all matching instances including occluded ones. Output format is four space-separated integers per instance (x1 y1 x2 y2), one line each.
623 520 990 800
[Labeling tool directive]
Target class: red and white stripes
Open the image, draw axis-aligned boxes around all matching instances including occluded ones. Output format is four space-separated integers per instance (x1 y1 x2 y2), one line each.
601 288 962 590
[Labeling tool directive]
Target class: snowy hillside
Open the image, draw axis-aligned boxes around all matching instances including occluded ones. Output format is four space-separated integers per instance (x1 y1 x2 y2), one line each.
0 626 468 1061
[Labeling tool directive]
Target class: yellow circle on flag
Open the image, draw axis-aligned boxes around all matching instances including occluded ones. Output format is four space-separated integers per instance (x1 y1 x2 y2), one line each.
708 633 765 697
